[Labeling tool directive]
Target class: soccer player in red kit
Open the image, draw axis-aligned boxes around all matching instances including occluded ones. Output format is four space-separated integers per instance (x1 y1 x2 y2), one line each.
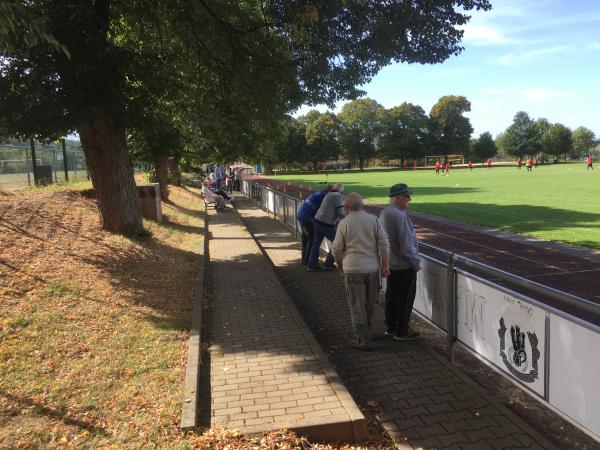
435 161 440 175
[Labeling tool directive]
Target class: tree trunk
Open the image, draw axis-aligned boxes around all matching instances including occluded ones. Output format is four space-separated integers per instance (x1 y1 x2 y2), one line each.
169 158 181 186
154 152 169 201
359 158 365 171
312 161 318 172
79 118 145 236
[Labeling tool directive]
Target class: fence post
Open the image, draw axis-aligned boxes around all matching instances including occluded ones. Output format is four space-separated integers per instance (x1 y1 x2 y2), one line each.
446 253 457 362
61 139 69 181
30 138 39 185
52 146 58 183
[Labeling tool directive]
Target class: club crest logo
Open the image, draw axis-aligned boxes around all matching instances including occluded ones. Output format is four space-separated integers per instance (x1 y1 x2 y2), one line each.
498 317 540 383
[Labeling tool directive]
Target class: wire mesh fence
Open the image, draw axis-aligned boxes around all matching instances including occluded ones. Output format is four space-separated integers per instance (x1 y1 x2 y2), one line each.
0 139 88 191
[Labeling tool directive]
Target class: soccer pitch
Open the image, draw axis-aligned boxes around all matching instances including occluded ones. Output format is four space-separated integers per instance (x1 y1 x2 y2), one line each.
270 163 600 249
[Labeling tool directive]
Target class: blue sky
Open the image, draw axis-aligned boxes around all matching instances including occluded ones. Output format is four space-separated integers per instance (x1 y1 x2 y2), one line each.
296 0 600 139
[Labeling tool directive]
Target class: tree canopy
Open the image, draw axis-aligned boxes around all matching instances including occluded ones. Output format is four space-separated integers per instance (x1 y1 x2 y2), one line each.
429 95 473 155
378 103 429 161
1 0 492 234
572 127 596 157
337 98 384 170
500 111 539 158
470 131 497 160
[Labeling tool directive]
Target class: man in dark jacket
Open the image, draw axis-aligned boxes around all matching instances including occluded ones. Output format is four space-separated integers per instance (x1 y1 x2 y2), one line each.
379 183 421 340
297 184 333 266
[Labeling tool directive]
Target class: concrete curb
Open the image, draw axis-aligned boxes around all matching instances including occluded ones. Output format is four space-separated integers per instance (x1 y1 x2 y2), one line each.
180 208 209 429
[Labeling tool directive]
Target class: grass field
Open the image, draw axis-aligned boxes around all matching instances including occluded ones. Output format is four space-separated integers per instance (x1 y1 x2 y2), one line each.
270 163 600 249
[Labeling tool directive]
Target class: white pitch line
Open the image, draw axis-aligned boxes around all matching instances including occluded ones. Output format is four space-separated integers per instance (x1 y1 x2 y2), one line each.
416 225 570 273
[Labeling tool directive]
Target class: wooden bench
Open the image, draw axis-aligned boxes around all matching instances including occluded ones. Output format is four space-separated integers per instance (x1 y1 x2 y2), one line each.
200 192 217 209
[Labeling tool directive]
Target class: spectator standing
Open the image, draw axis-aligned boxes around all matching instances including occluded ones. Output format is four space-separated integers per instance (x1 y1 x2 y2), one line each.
332 193 390 350
297 184 333 266
587 155 594 170
380 183 421 341
307 183 345 271
225 167 234 193
214 163 224 190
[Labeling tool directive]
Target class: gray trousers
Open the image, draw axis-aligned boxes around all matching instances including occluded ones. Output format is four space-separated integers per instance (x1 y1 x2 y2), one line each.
343 271 380 345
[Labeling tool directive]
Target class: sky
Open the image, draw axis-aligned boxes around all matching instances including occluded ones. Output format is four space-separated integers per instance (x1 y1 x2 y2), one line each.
295 0 600 139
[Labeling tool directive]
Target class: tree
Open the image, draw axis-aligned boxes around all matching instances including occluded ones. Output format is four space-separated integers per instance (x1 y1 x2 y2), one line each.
337 99 384 170
379 103 429 162
470 132 497 161
429 95 473 155
572 127 596 158
542 123 573 159
305 112 339 171
500 111 538 158
1 0 491 235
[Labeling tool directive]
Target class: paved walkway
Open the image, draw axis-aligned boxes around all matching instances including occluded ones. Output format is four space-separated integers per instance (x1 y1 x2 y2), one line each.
199 202 366 441
232 196 556 450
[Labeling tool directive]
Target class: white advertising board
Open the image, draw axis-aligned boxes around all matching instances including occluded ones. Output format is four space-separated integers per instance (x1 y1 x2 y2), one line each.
267 190 275 212
549 314 600 438
456 274 546 396
414 257 448 330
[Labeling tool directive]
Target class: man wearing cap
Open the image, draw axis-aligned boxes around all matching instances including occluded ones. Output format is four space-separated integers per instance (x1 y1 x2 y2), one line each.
332 193 389 350
379 183 421 341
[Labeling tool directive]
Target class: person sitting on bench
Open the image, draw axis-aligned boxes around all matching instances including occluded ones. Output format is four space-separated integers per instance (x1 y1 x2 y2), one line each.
202 180 226 211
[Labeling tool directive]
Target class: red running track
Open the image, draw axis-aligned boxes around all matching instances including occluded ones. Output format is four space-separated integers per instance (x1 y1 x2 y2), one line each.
253 178 600 326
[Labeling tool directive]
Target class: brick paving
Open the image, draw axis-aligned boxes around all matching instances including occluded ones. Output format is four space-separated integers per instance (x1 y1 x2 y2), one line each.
199 203 367 441
234 196 557 449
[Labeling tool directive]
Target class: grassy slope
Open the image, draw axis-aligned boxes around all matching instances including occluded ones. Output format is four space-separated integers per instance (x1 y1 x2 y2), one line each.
270 163 600 249
0 183 204 448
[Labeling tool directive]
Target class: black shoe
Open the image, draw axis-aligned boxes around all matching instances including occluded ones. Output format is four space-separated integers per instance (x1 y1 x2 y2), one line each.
306 266 321 272
393 330 420 341
384 329 396 337
322 265 335 271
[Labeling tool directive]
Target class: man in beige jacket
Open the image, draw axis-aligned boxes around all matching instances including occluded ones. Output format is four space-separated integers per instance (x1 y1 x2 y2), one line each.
332 193 390 350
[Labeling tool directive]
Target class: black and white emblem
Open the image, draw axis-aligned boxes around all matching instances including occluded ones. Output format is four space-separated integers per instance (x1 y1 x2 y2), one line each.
498 317 540 383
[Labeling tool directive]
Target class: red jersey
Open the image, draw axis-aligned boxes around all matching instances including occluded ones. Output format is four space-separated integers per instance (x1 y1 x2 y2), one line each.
468 161 473 168
487 159 492 167
435 162 440 170
588 156 593 164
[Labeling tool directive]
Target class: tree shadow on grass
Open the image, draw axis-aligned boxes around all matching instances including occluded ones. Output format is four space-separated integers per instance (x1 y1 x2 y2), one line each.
414 202 600 246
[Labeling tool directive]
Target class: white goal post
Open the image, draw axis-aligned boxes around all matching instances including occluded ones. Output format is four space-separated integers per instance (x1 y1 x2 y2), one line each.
424 154 464 166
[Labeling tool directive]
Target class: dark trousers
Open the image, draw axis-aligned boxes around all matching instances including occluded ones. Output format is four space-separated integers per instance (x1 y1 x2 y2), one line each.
299 219 314 265
308 220 335 268
216 179 222 190
385 269 417 336
214 189 231 201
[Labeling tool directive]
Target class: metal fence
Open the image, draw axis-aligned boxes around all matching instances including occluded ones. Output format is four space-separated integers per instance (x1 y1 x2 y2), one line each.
0 140 88 191
241 177 600 441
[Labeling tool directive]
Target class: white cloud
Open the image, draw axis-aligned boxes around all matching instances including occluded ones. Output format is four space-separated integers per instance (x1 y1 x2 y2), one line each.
587 42 600 50
459 24 509 45
495 45 571 65
519 88 576 102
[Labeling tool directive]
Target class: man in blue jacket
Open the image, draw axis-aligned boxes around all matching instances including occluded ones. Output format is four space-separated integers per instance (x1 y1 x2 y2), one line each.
379 183 421 341
297 184 333 266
